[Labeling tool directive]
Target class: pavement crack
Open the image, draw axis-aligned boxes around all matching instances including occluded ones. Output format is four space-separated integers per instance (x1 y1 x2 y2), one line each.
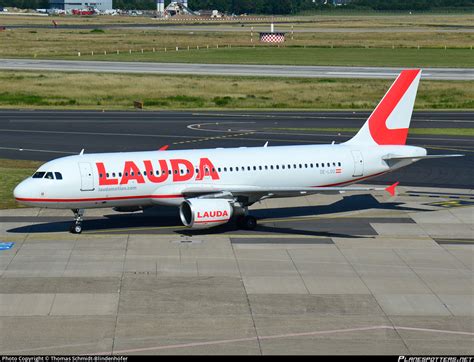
231 242 263 355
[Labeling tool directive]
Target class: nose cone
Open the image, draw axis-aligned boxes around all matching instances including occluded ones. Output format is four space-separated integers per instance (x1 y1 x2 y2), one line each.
13 179 33 202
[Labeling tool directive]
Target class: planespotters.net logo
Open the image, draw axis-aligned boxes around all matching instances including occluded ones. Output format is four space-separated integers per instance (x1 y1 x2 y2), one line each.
399 357 474 362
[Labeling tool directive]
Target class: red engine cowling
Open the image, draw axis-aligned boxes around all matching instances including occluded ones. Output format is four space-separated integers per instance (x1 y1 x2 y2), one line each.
179 198 233 229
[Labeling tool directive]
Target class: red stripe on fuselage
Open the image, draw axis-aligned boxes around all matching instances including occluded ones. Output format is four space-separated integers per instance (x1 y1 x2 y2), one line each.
15 194 183 203
312 171 388 188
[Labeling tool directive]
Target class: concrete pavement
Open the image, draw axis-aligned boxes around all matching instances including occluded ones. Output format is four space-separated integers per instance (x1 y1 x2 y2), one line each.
0 186 473 355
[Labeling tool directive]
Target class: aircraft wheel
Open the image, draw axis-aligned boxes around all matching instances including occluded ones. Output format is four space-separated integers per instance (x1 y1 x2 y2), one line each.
70 223 82 234
238 215 257 230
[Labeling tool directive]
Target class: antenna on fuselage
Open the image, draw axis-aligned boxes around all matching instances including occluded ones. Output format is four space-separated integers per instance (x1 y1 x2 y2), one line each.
79 149 85 155
263 142 268 147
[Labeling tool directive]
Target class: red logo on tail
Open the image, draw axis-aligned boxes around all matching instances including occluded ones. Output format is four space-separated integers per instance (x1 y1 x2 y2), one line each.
368 69 420 145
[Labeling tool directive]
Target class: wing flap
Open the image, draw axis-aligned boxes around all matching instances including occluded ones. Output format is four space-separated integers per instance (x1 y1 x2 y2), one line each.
179 184 387 197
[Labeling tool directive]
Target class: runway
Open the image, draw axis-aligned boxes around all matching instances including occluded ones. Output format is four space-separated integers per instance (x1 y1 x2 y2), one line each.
0 110 472 189
0 58 473 80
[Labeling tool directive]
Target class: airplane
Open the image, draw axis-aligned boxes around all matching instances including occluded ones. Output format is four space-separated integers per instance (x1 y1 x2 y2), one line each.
13 69 462 234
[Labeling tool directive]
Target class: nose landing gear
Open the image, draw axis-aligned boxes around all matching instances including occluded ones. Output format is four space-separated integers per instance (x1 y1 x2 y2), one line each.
70 209 84 234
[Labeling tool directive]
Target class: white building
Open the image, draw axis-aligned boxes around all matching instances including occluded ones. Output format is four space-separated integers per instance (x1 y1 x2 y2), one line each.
49 0 113 12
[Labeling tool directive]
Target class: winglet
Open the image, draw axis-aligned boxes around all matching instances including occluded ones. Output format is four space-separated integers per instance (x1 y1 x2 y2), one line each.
159 145 169 151
385 182 399 196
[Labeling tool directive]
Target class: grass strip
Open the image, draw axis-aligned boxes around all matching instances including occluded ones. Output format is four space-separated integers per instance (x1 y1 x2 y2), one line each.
0 159 43 209
0 71 472 110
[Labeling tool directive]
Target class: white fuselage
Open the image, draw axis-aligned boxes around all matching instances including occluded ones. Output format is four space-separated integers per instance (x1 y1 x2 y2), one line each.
13 143 425 209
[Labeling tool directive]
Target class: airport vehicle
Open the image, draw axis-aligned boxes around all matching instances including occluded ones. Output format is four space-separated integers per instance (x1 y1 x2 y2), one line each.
13 69 461 233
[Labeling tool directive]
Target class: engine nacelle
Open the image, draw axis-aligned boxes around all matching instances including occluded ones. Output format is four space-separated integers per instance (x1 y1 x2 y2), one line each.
179 198 233 229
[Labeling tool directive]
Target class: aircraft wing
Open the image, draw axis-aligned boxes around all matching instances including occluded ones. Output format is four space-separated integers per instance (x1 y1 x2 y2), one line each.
159 183 398 199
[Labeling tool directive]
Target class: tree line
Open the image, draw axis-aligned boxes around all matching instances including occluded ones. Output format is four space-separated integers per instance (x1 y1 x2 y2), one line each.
1 0 472 12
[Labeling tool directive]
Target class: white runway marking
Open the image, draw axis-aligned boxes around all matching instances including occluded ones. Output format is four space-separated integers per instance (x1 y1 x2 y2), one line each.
91 325 474 355
0 146 76 155
6 324 471 355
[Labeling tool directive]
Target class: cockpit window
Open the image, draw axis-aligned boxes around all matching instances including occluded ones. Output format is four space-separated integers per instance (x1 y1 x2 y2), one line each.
54 172 63 180
32 172 46 179
44 172 54 180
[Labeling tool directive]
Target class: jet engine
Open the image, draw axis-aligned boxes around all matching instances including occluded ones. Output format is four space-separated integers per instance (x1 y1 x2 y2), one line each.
179 198 233 229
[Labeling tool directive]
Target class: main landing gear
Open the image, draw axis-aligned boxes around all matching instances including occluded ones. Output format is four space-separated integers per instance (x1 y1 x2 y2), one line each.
70 209 84 234
237 215 257 230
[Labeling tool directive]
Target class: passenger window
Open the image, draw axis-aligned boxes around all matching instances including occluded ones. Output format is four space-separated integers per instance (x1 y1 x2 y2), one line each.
45 172 54 180
299 164 302 168
55 172 63 180
265 166 268 170
106 173 109 178
224 167 227 172
119 173 122 177
333 162 336 166
99 173 103 178
32 172 46 179
259 166 262 170
305 164 308 168
316 163 319 168
282 165 285 169
236 167 239 171
338 162 341 166
230 167 233 172
310 164 313 168
276 165 279 170
270 165 274 170
253 166 256 171
327 163 330 167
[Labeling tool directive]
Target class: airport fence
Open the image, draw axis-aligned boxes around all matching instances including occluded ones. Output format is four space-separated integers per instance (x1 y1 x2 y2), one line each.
69 42 473 59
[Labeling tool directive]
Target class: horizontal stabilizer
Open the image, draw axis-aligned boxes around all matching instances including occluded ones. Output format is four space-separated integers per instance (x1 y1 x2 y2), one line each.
383 154 464 161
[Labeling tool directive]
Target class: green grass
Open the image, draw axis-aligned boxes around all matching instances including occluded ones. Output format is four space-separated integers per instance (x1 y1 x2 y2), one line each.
268 127 474 136
0 159 43 209
0 71 472 110
69 47 474 68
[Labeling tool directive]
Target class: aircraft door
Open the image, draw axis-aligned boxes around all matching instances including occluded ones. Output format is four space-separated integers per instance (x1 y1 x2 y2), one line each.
79 162 95 191
351 150 364 177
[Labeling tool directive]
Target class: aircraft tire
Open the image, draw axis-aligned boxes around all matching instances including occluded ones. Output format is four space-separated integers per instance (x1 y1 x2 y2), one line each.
70 223 82 234
238 215 257 230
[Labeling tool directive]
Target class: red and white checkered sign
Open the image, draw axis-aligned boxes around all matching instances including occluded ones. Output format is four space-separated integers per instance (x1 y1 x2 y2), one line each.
260 32 285 43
